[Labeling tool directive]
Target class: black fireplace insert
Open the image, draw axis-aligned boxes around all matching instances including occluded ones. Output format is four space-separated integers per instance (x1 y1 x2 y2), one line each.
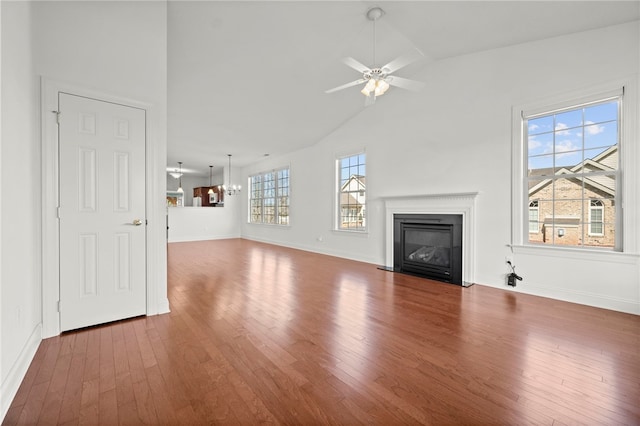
393 214 463 285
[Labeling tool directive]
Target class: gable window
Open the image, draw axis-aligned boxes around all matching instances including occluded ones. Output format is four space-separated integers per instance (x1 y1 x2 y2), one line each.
337 153 366 231
522 92 621 249
249 167 290 225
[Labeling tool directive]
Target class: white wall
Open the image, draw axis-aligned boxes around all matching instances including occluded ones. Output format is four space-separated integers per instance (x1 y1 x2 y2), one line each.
166 164 241 242
1 0 168 420
33 0 169 326
1 1 42 418
241 21 640 314
168 198 241 242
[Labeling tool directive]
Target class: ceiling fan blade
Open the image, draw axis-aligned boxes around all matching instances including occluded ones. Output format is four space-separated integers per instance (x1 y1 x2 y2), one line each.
342 57 371 74
325 78 367 94
385 75 425 92
381 50 424 74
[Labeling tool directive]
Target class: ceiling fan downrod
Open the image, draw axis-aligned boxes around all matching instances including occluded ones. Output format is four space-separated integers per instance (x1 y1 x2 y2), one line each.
366 7 384 68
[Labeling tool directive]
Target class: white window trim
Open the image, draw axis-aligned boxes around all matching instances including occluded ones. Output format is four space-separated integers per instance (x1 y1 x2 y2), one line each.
511 79 638 255
335 150 367 233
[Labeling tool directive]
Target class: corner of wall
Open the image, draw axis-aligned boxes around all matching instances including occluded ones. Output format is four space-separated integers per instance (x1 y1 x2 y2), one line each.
0 324 41 422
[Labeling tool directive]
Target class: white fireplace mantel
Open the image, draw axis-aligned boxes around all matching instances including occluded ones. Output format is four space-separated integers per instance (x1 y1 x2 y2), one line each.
383 192 478 286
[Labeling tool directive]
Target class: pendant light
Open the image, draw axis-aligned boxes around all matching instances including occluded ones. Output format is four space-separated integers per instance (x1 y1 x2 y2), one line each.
177 161 184 193
225 154 241 196
207 165 214 195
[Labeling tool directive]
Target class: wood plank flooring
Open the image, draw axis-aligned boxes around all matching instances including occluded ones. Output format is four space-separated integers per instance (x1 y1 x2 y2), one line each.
4 238 640 425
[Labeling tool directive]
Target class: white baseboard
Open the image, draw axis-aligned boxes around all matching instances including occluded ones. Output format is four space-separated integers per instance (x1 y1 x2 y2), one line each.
241 235 380 265
168 233 240 243
156 297 171 315
481 280 639 315
1 324 42 422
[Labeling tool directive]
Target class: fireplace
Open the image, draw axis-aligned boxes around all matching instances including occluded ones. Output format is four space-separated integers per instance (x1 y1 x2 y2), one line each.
394 214 463 285
384 192 477 287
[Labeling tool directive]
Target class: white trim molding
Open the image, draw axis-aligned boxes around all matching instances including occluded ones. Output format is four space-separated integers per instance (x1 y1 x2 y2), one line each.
0 324 41 421
41 78 169 338
383 192 478 286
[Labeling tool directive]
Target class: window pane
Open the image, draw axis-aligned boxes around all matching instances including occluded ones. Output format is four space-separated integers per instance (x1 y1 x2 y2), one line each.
528 116 553 135
584 122 616 150
529 199 553 244
527 178 547 202
554 150 582 169
250 199 262 223
584 101 617 124
528 154 554 175
555 109 582 130
528 132 552 157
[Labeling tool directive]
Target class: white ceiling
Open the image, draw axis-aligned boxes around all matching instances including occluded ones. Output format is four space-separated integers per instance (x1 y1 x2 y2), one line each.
167 1 639 176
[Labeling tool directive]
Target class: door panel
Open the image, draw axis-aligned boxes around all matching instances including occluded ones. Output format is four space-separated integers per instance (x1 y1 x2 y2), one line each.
59 93 146 332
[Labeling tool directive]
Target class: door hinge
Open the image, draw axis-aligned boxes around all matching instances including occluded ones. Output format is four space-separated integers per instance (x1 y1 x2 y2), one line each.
57 300 61 312
52 110 61 125
57 206 61 219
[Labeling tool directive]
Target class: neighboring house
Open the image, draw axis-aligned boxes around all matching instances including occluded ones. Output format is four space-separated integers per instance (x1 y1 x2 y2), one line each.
528 145 617 247
340 175 366 229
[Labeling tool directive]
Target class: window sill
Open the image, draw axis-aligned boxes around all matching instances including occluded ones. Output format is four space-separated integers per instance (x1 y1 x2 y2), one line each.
247 222 291 229
511 244 639 265
332 229 369 238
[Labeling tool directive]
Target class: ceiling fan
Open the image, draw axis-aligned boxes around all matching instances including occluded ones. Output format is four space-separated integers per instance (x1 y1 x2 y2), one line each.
325 6 425 106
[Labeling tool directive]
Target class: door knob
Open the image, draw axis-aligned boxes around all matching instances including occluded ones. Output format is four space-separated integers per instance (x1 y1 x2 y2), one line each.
133 219 143 226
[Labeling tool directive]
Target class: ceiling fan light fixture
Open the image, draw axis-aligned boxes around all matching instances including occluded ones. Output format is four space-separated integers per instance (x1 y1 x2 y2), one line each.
375 79 390 96
361 79 376 96
361 79 389 97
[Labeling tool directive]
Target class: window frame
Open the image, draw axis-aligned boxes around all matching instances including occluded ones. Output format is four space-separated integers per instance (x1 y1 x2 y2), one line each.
511 82 638 254
335 151 367 232
248 166 290 226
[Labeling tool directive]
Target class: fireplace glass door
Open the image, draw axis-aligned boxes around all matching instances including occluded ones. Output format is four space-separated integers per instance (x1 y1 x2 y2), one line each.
403 225 452 269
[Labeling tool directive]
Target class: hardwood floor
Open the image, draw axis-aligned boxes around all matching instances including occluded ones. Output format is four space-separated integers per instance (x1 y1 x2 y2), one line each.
4 238 640 425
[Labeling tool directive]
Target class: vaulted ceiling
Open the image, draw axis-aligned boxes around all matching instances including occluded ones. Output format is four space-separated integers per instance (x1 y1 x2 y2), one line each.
167 1 639 176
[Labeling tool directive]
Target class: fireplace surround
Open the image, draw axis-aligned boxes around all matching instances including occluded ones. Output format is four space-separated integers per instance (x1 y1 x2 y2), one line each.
384 192 478 287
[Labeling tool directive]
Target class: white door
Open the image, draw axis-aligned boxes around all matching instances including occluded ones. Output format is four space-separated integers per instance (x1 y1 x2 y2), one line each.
59 93 146 332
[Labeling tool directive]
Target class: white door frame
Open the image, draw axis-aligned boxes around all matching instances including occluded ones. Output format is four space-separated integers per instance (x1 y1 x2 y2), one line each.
41 78 169 338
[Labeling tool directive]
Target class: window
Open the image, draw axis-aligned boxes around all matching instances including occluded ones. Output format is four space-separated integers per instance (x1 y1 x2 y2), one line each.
589 199 604 236
523 94 620 249
528 200 539 233
337 153 366 231
249 167 290 225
